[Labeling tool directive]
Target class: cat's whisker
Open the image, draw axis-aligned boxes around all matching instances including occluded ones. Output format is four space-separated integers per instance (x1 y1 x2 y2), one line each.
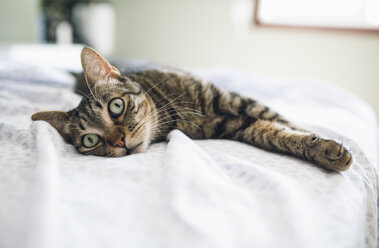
162 104 204 115
153 113 202 127
137 108 204 134
130 104 169 137
133 107 162 131
87 84 100 103
143 77 168 96
143 99 202 125
76 89 93 99
148 114 190 129
157 91 187 110
150 118 201 130
134 96 201 131
158 108 204 121
168 101 201 107
138 94 187 124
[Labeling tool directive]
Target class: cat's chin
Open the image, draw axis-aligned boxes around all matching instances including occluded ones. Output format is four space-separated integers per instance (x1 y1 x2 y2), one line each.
127 142 147 155
105 149 128 157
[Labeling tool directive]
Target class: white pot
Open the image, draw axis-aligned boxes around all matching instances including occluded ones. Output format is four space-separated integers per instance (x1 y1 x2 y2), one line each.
72 3 115 56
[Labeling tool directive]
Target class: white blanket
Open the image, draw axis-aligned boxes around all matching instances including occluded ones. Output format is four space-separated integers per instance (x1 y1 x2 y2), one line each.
0 63 377 248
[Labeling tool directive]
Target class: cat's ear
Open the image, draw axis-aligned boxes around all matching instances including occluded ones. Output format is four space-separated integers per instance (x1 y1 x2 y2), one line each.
31 111 71 142
80 47 121 89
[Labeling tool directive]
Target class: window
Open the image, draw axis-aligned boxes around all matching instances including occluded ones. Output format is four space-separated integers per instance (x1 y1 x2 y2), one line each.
255 0 379 31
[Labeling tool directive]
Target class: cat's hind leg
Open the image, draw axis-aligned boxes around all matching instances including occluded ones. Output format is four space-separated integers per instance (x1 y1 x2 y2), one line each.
201 86 352 171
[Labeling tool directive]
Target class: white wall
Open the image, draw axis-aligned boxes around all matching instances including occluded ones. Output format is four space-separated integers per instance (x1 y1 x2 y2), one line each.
110 0 379 121
0 0 38 43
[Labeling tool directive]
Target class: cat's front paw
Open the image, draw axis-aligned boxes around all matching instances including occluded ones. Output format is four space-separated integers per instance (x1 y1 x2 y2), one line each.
307 137 352 171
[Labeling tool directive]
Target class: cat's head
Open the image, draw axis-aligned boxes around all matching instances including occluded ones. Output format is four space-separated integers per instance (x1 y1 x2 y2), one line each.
32 47 157 156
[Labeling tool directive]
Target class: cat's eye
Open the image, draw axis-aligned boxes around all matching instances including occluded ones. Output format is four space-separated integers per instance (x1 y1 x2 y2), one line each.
108 98 124 117
82 134 100 148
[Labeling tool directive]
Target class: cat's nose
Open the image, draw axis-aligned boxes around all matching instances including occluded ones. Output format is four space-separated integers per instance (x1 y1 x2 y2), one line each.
110 133 125 148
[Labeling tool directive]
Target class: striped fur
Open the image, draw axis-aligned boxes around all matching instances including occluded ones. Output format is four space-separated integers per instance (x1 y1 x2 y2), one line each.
31 47 352 172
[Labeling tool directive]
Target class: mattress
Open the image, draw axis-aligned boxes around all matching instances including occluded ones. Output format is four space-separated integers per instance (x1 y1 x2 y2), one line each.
0 60 377 248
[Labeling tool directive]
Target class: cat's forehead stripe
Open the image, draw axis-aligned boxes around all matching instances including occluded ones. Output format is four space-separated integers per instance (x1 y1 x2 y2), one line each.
73 98 106 131
78 121 85 130
95 101 103 109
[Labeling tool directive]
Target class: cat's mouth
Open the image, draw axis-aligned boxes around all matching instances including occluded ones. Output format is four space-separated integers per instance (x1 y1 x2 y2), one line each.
126 142 143 155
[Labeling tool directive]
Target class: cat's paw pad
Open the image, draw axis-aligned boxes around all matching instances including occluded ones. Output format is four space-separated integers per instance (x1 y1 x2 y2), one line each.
324 141 344 160
310 139 353 171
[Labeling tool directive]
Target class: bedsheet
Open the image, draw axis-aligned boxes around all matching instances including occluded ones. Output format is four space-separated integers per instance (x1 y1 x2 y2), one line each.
0 62 377 248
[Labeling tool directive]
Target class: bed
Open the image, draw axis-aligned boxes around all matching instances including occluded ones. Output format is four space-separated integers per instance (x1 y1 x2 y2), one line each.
0 53 377 248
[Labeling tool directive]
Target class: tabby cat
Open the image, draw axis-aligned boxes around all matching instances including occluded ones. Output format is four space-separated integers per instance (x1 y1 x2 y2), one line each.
32 47 352 171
